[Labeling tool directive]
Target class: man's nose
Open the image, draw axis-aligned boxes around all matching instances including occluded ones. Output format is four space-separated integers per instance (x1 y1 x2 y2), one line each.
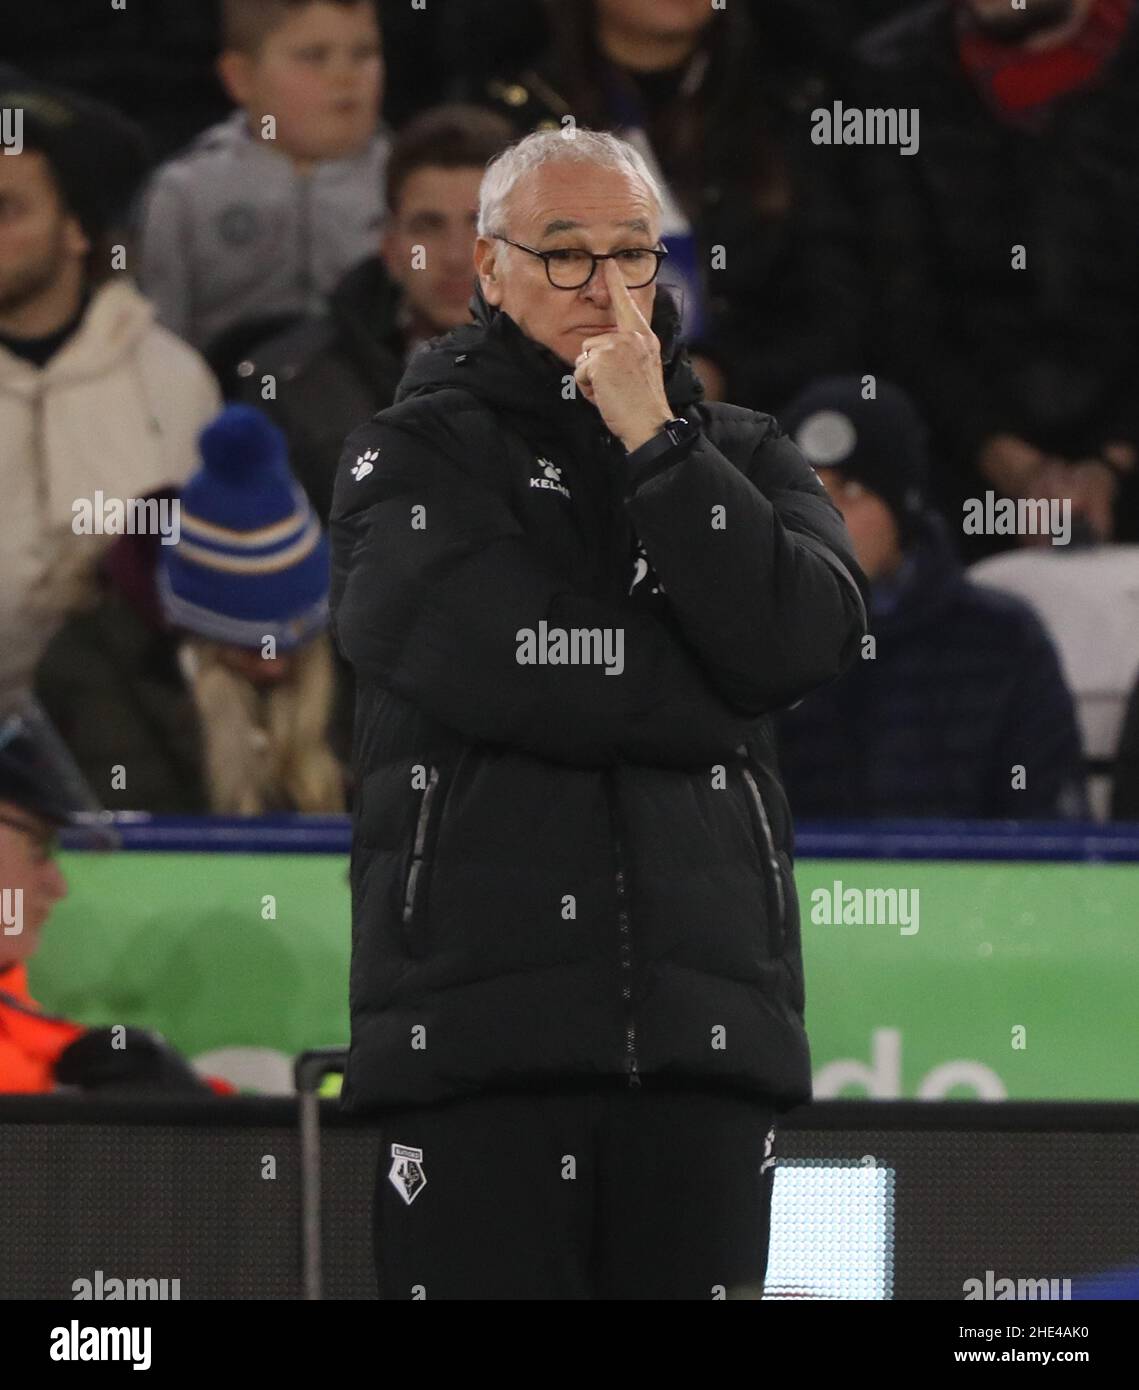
580 269 611 307
330 52 366 91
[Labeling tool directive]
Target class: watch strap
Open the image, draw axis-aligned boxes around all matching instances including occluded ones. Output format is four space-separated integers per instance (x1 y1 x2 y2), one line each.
624 416 698 493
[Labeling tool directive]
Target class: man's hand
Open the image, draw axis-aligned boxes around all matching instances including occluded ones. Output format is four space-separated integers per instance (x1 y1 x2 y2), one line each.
574 258 674 453
1103 441 1137 476
979 434 1129 544
977 433 1048 495
1065 459 1118 541
689 353 727 402
1013 456 1117 547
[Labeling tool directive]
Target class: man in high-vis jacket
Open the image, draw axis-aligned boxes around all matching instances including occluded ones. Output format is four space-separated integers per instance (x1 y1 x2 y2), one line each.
0 698 225 1096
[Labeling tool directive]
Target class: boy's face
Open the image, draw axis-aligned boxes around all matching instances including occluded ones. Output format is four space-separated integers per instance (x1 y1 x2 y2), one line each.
596 0 714 42
382 165 484 334
216 643 296 686
222 2 383 164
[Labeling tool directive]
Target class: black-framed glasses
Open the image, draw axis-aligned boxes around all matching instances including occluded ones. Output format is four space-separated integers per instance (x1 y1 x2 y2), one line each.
494 236 668 290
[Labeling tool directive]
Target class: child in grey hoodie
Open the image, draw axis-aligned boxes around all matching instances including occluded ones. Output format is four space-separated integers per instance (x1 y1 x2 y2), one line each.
139 0 389 354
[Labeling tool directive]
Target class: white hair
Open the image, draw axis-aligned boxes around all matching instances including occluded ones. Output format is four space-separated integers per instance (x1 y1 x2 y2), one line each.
477 127 664 239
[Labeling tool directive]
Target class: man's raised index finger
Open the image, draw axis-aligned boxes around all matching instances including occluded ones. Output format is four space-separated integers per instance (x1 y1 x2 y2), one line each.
604 256 652 331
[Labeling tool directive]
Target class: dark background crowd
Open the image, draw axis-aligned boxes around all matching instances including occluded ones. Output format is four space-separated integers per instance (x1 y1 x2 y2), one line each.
4 0 1139 829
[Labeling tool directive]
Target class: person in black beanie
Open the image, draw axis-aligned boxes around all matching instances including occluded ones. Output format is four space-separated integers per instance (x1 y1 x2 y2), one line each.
0 73 150 270
775 376 1086 819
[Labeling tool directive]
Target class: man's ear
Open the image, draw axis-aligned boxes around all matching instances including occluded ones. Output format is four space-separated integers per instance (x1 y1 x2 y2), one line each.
217 50 254 108
474 236 504 305
379 223 402 284
62 214 90 263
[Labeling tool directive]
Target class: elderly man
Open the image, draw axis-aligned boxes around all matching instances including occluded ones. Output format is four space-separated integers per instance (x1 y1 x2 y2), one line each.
330 128 867 1301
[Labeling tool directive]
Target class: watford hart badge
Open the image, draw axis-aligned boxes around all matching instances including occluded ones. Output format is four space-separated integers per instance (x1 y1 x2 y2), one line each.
388 1142 427 1205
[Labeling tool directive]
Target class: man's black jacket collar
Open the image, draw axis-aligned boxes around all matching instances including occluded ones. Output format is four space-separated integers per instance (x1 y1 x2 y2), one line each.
394 278 705 433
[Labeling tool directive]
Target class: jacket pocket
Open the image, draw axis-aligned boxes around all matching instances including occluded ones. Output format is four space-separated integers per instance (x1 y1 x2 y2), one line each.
401 765 442 952
741 766 785 957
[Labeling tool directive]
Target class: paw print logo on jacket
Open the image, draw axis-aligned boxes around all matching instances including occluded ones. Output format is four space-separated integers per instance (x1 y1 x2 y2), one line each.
528 456 571 500
352 448 379 481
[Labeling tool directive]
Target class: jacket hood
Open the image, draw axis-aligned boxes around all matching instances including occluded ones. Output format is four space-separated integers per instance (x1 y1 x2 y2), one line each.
394 277 705 429
0 278 156 393
329 255 406 360
189 111 393 174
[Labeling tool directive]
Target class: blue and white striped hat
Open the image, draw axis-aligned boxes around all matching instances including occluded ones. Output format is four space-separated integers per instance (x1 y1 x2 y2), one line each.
158 405 330 651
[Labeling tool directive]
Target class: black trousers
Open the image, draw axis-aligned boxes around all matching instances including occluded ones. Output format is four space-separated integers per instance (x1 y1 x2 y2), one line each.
372 1082 777 1300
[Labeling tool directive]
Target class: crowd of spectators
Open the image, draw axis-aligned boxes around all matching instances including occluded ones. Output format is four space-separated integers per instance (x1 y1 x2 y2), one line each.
4 0 1139 823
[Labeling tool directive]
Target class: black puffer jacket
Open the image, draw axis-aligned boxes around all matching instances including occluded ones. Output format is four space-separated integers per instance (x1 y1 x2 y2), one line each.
329 284 867 1114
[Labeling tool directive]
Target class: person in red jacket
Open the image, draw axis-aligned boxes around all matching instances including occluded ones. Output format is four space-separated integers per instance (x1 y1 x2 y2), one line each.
0 878 84 1094
0 701 92 1091
0 696 230 1094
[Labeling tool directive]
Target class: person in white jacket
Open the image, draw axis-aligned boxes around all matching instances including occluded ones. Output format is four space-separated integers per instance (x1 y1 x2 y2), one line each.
0 78 220 702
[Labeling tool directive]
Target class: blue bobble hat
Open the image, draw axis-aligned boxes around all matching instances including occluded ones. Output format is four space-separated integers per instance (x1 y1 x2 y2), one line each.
158 405 330 651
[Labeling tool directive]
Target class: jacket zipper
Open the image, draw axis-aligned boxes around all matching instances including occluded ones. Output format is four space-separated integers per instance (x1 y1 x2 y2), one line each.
297 175 315 310
32 388 48 514
609 778 641 1090
742 766 786 944
599 433 642 1088
600 428 633 599
402 765 439 930
617 847 639 1088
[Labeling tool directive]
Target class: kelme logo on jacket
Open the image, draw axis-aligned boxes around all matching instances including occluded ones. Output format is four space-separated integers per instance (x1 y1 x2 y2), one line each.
529 457 571 500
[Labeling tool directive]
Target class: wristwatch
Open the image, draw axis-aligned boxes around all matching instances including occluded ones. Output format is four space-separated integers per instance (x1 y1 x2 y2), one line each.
624 416 698 475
